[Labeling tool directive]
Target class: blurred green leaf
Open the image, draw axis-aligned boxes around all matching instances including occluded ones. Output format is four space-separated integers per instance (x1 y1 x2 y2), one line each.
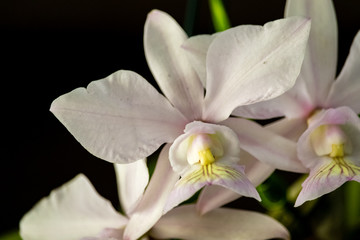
345 181 360 231
208 0 231 32
286 174 307 203
0 230 21 240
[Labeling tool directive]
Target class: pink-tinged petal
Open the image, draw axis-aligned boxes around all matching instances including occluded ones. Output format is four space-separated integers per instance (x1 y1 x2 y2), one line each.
50 70 187 164
327 31 360 112
232 92 307 119
266 117 307 141
285 0 338 106
182 34 217 87
20 174 127 240
295 159 360 207
298 107 360 169
197 151 274 215
123 144 179 240
203 17 311 122
81 228 124 240
212 163 261 201
164 164 208 214
150 204 290 240
196 185 236 215
114 159 149 216
144 10 203 120
165 162 260 214
223 117 307 173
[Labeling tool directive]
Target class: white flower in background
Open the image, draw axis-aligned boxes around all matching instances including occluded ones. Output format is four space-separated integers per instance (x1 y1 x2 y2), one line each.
212 0 360 206
296 107 360 206
20 158 291 240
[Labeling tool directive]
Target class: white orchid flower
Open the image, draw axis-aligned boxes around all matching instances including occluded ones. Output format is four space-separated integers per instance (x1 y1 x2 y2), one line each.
20 145 176 240
295 106 360 206
199 0 360 207
50 8 310 226
20 159 291 240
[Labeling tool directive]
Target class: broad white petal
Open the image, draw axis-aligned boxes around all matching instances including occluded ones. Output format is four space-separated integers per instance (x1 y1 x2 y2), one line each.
114 159 149 216
123 144 179 240
81 228 124 240
20 175 127 240
50 70 187 164
285 0 338 106
223 117 307 173
327 31 360 113
266 117 307 141
232 92 310 119
182 34 217 87
150 204 290 240
144 10 203 120
203 17 311 122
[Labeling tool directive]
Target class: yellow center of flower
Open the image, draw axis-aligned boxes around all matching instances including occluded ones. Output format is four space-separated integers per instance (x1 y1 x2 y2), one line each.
186 133 223 166
310 124 350 157
329 144 348 167
198 148 216 165
329 144 344 158
310 127 360 177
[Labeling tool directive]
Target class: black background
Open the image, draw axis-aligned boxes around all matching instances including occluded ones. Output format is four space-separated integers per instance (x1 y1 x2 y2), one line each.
1 0 359 234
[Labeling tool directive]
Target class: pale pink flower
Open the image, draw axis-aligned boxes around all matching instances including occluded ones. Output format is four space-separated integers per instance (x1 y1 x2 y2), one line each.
295 106 360 206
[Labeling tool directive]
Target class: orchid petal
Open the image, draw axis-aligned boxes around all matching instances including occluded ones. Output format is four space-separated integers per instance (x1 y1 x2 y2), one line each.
285 0 338 106
203 17 311 122
20 174 127 240
327 31 360 113
150 204 290 240
182 34 216 86
166 162 260 213
81 228 124 240
196 151 274 215
144 10 203 120
123 144 179 240
50 70 186 164
265 117 307 141
114 159 149 216
223 117 307 173
196 185 238 215
232 92 307 119
212 163 261 201
295 159 360 207
164 164 208 214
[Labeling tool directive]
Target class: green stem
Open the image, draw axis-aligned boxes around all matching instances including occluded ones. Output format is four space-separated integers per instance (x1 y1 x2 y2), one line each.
208 0 231 32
